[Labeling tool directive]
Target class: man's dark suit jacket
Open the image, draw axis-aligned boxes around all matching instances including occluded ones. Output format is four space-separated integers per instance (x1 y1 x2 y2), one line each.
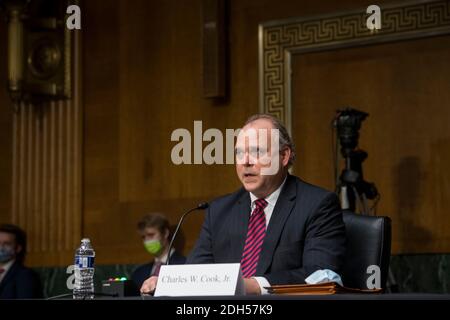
187 174 346 285
131 251 186 289
0 261 42 299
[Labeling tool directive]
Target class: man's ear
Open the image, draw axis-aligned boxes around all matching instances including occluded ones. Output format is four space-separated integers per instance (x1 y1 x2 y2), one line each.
164 228 170 241
281 148 291 167
15 244 22 255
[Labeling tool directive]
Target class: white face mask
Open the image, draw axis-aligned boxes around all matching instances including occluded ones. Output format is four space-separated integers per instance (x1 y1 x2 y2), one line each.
0 246 15 263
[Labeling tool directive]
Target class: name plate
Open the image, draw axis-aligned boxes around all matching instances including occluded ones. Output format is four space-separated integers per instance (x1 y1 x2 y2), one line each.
154 263 245 297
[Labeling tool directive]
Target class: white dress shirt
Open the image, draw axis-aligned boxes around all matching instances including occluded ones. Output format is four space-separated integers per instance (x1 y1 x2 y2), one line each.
0 259 15 284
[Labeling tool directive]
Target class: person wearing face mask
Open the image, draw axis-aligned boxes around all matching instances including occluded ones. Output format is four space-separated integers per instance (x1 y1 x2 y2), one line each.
131 213 186 290
0 224 42 299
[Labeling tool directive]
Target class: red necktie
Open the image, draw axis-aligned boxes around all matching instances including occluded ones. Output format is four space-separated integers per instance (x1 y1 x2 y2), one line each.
0 268 5 275
152 261 162 276
240 198 268 277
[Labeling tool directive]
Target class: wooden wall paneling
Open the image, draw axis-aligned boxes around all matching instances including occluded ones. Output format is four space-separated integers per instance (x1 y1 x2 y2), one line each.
291 37 450 254
0 18 13 225
9 28 82 266
82 0 248 264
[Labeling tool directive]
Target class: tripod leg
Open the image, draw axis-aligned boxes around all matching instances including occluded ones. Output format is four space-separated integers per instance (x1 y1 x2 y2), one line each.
340 185 350 210
361 193 370 215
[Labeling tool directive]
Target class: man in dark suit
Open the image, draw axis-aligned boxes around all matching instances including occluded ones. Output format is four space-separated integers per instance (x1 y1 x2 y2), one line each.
131 213 186 290
141 114 345 295
0 224 42 299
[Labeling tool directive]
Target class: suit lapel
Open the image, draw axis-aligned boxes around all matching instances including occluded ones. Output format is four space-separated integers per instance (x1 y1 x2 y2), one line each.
229 191 251 262
0 261 19 293
256 175 297 275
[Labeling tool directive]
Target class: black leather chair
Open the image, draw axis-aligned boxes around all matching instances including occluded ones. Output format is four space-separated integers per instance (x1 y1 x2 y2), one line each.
341 211 392 290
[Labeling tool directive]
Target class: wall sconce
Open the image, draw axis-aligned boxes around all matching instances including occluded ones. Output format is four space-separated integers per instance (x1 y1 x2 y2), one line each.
2 0 71 104
3 0 27 102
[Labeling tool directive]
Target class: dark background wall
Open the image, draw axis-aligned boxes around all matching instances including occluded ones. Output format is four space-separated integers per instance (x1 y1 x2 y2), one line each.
0 0 449 270
291 36 450 254
0 15 13 228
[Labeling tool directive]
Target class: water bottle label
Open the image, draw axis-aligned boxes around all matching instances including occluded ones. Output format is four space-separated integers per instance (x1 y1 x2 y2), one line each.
75 255 94 268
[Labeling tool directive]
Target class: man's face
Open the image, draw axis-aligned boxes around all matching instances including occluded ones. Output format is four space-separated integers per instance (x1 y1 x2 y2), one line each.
140 227 168 246
235 118 291 198
0 232 19 263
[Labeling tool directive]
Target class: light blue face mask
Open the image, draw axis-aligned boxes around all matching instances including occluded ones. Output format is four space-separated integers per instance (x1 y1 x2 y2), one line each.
0 246 15 263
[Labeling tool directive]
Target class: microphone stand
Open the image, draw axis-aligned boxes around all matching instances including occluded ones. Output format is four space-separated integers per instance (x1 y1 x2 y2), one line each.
140 202 208 297
165 202 209 265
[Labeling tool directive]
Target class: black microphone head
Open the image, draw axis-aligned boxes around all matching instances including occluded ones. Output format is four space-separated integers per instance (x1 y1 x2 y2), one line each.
197 202 209 209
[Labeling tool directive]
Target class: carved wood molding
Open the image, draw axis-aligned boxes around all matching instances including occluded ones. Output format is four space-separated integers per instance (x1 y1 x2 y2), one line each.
259 0 450 132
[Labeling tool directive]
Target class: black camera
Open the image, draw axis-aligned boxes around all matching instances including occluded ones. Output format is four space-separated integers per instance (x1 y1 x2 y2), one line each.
334 107 378 212
335 108 368 158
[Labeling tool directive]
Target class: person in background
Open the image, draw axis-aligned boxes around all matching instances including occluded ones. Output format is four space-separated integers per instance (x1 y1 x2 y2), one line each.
131 213 186 290
0 224 42 299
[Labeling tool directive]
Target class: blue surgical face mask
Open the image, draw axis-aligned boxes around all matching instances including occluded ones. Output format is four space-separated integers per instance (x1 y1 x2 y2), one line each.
0 246 15 263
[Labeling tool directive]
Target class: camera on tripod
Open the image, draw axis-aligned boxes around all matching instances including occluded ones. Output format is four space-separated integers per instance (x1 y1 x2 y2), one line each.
334 108 378 214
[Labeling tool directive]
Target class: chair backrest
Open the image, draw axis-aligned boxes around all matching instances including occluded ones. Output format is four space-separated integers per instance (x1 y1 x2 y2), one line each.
341 211 392 289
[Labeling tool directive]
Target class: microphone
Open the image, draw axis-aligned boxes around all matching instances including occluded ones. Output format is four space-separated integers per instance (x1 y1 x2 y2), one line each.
165 202 209 265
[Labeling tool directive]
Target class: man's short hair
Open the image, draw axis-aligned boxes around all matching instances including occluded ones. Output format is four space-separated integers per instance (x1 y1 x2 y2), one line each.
244 113 296 167
0 224 27 264
137 213 170 235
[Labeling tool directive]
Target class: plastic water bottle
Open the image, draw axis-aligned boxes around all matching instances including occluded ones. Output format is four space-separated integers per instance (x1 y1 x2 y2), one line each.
73 238 95 299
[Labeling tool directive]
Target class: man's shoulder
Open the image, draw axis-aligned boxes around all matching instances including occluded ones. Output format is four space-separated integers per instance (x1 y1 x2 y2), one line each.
209 186 247 207
10 262 34 276
206 175 337 213
170 251 187 264
207 176 336 204
205 187 248 220
294 176 335 195
131 263 152 279
8 263 41 285
287 175 338 205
